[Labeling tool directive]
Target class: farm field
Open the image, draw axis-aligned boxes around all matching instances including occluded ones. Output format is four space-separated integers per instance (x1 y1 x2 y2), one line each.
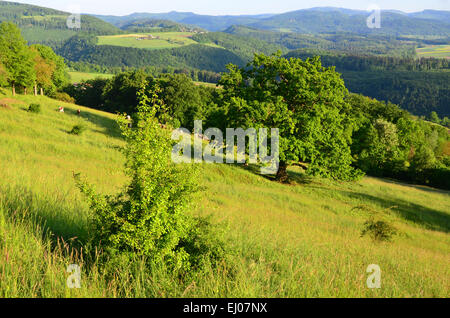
68 71 114 83
0 90 449 297
96 32 198 50
416 45 450 59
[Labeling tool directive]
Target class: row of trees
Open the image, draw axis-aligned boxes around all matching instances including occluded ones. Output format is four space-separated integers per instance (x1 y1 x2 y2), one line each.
0 22 69 96
428 111 450 129
63 71 216 130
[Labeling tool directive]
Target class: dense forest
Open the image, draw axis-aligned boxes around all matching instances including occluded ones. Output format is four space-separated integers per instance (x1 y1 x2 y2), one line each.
285 50 450 117
0 1 120 46
119 19 205 33
225 25 419 57
191 32 285 61
56 35 246 72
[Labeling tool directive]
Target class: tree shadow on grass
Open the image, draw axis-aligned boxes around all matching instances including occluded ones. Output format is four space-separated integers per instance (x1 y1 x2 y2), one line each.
234 162 316 186
64 108 123 139
379 178 450 196
1 186 91 261
287 169 316 185
340 190 450 233
232 162 449 233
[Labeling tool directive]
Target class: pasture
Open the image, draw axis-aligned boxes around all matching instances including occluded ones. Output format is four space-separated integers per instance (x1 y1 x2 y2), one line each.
96 32 198 50
68 71 114 83
0 90 448 297
416 45 450 59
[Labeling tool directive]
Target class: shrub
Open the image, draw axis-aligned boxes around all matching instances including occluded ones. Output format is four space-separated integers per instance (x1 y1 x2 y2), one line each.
69 124 86 135
75 82 200 271
361 218 397 242
27 103 41 114
55 92 75 104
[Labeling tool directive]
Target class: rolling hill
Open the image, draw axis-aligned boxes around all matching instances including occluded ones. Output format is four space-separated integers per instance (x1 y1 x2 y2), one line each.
118 18 204 33
409 10 450 23
93 11 275 32
0 89 449 297
56 35 247 72
0 1 120 45
247 8 450 36
93 8 450 37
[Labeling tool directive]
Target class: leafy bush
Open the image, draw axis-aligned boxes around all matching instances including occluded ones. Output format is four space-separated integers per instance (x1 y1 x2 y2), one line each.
27 103 41 114
361 218 397 242
69 124 86 135
54 92 75 104
75 83 201 271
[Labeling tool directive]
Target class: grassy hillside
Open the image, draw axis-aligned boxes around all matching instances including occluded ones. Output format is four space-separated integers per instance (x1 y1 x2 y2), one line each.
416 45 450 59
0 90 449 297
224 25 418 57
97 32 198 50
68 71 114 83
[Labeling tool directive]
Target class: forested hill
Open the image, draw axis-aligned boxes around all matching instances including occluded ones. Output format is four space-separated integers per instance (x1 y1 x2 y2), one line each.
224 25 419 57
409 10 450 23
0 1 120 46
93 12 274 32
56 35 247 72
247 9 450 36
93 8 450 36
285 50 450 117
119 19 204 33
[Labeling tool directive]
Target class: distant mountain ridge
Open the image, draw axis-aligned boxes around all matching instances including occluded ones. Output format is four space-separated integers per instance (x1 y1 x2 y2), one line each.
118 18 205 33
93 7 450 36
93 11 275 31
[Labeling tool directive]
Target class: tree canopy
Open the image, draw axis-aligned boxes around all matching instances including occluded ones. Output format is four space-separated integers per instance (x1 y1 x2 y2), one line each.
219 52 362 181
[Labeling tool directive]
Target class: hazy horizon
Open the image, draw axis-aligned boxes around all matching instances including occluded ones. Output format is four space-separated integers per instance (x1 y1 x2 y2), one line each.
7 0 450 16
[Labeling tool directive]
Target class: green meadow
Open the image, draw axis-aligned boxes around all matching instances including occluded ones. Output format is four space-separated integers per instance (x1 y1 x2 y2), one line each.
0 90 449 297
68 71 114 83
416 45 450 59
97 32 198 50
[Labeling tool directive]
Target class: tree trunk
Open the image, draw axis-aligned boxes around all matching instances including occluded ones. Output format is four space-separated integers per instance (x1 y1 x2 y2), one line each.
12 83 15 96
40 87 43 96
24 87 27 95
276 161 289 183
34 85 37 96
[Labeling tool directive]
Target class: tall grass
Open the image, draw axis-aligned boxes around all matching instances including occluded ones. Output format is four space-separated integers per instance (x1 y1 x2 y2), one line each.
0 90 449 297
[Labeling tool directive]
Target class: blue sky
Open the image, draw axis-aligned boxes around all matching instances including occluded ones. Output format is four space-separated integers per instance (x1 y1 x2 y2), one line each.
10 0 450 15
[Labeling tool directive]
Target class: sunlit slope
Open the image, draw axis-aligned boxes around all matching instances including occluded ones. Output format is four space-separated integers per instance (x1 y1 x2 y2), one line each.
0 90 449 297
